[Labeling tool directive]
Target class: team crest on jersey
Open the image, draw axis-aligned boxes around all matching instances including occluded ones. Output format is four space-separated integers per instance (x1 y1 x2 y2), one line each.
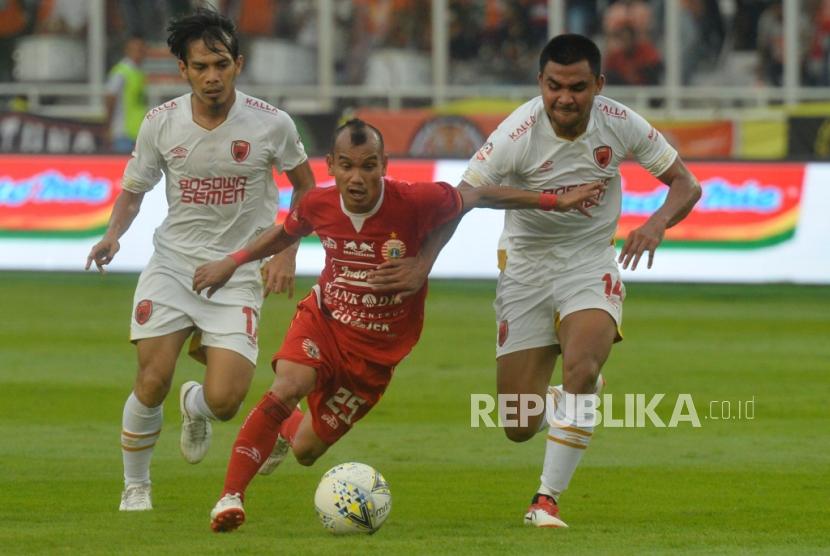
302 338 321 360
498 320 509 347
594 146 612 169
381 233 406 261
170 146 188 159
135 299 153 325
475 142 494 161
231 140 251 162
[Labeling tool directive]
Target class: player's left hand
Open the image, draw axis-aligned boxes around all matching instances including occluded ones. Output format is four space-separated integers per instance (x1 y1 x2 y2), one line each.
193 257 238 298
367 257 429 300
618 217 666 270
262 249 296 298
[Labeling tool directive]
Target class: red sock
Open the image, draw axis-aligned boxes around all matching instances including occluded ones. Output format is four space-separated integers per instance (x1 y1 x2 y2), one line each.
280 407 304 445
222 392 293 498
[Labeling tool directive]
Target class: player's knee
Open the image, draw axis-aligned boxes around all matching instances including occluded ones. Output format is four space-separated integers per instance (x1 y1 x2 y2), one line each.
504 426 536 443
134 368 172 404
563 359 601 394
293 448 320 467
270 379 309 406
204 394 243 421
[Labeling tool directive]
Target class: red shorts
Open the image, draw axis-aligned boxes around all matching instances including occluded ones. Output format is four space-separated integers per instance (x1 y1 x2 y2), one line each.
272 291 395 445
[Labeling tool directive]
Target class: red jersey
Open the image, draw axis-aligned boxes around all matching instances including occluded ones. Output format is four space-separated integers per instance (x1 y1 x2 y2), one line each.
282 178 463 366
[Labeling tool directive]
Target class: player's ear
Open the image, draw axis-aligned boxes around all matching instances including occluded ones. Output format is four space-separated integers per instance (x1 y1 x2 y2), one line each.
595 73 605 93
177 58 187 79
380 154 388 176
234 55 244 75
326 153 335 176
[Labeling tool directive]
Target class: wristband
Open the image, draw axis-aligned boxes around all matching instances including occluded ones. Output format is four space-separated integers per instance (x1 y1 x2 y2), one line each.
228 249 252 266
539 192 558 211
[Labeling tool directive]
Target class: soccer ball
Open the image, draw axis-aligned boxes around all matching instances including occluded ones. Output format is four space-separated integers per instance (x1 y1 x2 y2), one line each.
314 462 392 535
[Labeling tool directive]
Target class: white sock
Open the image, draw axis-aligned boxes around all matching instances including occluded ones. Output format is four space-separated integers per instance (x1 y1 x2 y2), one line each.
184 383 217 420
121 391 162 486
538 389 596 502
537 375 603 434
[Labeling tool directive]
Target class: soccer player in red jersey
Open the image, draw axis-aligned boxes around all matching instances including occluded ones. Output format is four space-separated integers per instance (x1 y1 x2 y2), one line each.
192 118 604 532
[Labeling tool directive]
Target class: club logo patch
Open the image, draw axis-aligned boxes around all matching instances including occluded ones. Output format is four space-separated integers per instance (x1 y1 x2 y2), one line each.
475 141 494 161
302 338 321 360
231 140 251 162
593 146 612 168
321 413 339 429
381 233 406 261
135 299 153 325
498 319 509 347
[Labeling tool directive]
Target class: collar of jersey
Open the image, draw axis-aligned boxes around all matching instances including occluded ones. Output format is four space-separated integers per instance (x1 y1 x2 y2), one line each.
339 178 386 220
184 89 241 130
542 99 599 143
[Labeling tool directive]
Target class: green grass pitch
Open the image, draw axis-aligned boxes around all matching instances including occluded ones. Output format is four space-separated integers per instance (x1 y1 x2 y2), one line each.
1 272 828 554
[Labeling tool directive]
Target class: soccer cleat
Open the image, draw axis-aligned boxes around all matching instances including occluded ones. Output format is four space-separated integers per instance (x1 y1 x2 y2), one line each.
119 483 152 511
524 493 568 528
210 493 245 532
179 381 212 464
257 434 290 475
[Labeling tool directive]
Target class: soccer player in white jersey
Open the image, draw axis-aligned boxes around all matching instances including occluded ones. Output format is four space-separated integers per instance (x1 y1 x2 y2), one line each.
368 34 701 527
85 9 315 512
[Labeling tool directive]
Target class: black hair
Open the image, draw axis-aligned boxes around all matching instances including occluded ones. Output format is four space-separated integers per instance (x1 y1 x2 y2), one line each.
539 34 602 77
330 118 385 154
166 7 239 63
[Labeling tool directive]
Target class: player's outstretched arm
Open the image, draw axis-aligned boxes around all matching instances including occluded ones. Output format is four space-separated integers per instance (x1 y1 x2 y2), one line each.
619 157 701 270
263 160 316 298
85 189 145 273
367 180 606 297
193 225 299 298
368 215 460 298
460 181 606 215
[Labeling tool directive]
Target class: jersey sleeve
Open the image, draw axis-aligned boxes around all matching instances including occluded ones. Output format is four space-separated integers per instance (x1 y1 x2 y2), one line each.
625 109 678 178
105 71 124 95
414 181 463 233
460 125 515 188
121 116 163 193
282 194 314 237
272 112 308 173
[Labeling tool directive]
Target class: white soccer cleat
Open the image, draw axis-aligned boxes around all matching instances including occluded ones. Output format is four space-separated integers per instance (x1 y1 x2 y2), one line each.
119 483 152 511
179 381 212 464
210 493 245 532
258 435 290 475
524 494 568 528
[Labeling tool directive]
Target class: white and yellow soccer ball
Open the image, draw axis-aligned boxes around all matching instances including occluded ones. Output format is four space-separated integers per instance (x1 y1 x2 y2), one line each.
314 462 391 535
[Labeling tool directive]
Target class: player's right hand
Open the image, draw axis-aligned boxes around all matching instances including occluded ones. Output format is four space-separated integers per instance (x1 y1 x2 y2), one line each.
367 257 429 300
193 257 238 298
85 237 120 273
555 180 606 216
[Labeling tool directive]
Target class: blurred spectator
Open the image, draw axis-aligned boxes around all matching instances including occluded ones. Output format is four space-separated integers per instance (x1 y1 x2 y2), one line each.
604 24 663 85
756 2 809 85
0 0 38 82
806 0 830 85
34 0 89 35
602 0 662 84
566 0 599 36
119 0 191 41
105 35 147 153
732 0 776 51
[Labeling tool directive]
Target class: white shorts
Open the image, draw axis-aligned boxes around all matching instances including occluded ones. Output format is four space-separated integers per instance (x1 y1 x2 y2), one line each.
130 269 261 365
493 258 625 358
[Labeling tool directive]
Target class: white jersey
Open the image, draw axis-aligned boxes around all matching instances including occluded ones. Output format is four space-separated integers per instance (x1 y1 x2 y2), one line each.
462 95 677 284
122 90 307 305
